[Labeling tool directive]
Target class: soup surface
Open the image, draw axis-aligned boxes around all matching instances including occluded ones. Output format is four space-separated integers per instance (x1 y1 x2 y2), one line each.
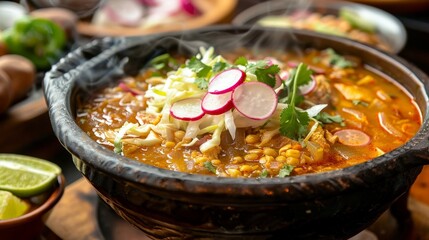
76 47 421 178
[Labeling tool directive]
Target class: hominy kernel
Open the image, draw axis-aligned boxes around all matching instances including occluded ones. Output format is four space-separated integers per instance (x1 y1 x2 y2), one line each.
285 149 301 158
239 165 253 172
191 151 202 158
211 159 221 166
248 149 263 155
195 157 208 164
279 144 292 154
276 155 287 162
174 130 185 140
165 141 175 148
259 157 267 164
263 147 278 157
244 153 259 161
227 169 242 177
245 134 260 144
286 157 299 166
232 156 244 164
265 155 275 163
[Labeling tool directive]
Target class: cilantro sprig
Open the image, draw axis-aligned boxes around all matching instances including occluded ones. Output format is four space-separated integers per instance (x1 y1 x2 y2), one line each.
279 63 312 140
235 57 280 87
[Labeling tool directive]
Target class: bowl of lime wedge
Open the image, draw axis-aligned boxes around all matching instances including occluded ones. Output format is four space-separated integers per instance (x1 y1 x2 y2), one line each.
0 154 64 240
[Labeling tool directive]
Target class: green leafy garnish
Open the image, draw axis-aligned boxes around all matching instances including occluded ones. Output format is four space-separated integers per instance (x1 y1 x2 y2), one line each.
187 57 212 78
204 161 216 173
325 48 355 69
212 62 228 74
255 64 280 87
150 53 179 73
314 112 344 125
352 100 369 107
195 78 209 90
278 164 294 177
234 56 280 87
260 169 269 178
279 63 312 140
234 56 248 66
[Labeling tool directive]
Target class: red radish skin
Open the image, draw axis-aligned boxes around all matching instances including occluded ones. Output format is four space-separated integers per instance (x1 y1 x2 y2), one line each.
208 69 246 94
170 98 205 121
180 0 199 15
299 76 317 95
334 129 371 147
232 82 278 120
201 92 233 115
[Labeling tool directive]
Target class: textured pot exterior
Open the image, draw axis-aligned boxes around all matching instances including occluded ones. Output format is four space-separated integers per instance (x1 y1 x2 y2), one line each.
44 26 429 239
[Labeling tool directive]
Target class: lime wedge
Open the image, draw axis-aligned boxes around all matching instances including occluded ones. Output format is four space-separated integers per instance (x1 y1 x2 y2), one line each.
0 154 61 198
0 190 30 220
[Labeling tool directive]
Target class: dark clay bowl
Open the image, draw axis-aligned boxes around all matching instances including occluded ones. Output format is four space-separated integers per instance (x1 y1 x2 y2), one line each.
43 26 429 239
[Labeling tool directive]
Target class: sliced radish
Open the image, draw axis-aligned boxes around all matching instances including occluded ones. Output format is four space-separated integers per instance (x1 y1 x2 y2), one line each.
170 98 205 121
201 92 233 115
334 129 371 147
208 69 246 94
279 70 289 80
232 82 278 120
180 0 199 15
299 76 317 95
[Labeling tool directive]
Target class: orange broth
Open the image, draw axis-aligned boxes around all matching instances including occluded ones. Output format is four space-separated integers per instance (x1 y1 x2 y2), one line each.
76 48 421 178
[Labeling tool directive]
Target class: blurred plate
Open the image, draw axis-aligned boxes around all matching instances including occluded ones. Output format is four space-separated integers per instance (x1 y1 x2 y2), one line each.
232 0 407 53
77 0 237 37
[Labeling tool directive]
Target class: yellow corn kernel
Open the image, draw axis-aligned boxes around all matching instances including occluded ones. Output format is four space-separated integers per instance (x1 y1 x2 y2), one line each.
285 149 301 159
195 156 208 164
245 134 260 144
279 144 292 154
211 159 221 166
286 157 299 166
227 169 242 177
165 141 176 148
232 156 244 164
248 149 263 155
275 155 287 163
174 130 185 141
244 153 259 161
239 165 253 172
263 147 278 157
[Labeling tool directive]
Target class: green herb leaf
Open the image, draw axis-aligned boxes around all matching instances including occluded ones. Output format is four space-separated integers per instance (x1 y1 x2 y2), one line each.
246 60 270 74
279 63 312 140
352 100 369 107
204 161 216 173
234 56 248 66
212 61 228 73
195 78 209 90
278 164 294 177
260 169 269 178
187 57 212 78
255 64 280 87
280 105 310 140
149 53 178 72
325 48 355 69
314 112 344 124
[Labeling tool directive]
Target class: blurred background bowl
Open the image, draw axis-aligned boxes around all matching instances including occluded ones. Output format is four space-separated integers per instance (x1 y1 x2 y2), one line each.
232 0 407 53
0 174 65 240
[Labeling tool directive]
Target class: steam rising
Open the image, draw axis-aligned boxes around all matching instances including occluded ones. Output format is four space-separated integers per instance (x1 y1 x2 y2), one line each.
73 0 315 93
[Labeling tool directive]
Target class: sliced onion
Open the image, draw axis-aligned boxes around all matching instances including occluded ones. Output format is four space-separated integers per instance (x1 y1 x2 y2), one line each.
103 0 144 27
201 92 233 115
378 112 404 138
208 69 246 94
170 98 204 121
334 129 371 147
232 82 278 120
